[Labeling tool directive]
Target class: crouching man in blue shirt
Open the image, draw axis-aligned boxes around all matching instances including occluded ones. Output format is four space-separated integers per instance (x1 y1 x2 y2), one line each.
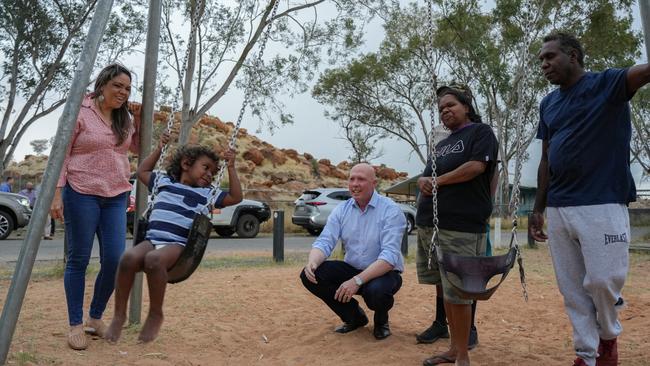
300 163 406 340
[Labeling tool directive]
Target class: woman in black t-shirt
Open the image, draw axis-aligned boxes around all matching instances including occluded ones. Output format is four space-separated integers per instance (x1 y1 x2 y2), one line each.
420 85 498 366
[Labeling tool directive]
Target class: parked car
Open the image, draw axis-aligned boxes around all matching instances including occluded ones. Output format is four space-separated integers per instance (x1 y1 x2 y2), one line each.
126 182 271 239
210 199 271 238
0 192 32 240
291 188 416 236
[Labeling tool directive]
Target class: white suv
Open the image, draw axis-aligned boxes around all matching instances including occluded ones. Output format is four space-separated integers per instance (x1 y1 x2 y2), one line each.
210 199 271 238
126 181 270 239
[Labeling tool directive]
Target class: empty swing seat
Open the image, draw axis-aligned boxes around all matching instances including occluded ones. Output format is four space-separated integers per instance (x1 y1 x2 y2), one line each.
437 246 518 301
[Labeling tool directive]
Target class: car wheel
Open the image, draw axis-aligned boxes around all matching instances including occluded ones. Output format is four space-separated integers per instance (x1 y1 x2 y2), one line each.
215 227 235 238
307 227 322 236
0 210 15 240
406 215 414 235
236 214 260 238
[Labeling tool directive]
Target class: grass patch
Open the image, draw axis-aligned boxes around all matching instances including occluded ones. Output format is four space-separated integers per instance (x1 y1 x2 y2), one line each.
629 250 650 266
13 350 37 366
38 261 66 278
0 261 100 281
199 252 308 269
489 215 531 230
125 322 141 335
258 201 307 235
633 229 650 243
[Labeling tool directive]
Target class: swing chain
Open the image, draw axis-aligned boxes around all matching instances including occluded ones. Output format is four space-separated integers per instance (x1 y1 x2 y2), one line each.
146 1 282 214
205 0 280 208
506 0 544 302
425 0 441 270
144 0 205 217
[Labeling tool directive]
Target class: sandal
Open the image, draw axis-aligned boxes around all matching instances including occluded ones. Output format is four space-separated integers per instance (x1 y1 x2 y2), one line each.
423 354 456 366
68 325 88 350
84 318 108 338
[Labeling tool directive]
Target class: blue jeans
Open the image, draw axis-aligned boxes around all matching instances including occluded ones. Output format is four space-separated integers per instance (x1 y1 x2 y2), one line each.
63 184 128 326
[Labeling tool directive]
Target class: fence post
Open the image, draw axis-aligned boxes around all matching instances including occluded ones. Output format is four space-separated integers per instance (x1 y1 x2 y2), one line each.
494 216 502 248
527 212 538 249
273 210 284 262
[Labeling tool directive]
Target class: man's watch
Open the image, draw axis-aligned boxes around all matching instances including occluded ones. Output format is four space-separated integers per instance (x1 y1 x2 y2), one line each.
354 275 364 286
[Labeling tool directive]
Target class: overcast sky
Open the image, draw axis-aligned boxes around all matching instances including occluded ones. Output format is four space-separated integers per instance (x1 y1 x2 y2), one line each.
10 1 648 178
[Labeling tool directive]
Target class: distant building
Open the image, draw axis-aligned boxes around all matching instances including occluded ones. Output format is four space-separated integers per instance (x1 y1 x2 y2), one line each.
383 174 420 199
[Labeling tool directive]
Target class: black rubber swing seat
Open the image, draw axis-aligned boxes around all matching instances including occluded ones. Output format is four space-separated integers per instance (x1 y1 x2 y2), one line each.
436 246 518 301
135 213 213 284
167 213 212 284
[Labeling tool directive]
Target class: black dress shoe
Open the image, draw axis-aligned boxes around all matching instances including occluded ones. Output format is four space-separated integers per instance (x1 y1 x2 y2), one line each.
373 322 391 340
335 312 369 333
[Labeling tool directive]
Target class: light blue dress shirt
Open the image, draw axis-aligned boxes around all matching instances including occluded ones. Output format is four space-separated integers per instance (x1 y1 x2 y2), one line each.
313 191 406 272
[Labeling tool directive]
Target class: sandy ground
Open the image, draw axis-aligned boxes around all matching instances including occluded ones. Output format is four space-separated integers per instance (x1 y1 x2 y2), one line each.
1 248 649 366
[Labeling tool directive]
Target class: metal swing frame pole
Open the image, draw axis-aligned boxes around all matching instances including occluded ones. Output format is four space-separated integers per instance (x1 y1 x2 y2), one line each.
641 0 650 61
0 1 115 363
128 0 162 325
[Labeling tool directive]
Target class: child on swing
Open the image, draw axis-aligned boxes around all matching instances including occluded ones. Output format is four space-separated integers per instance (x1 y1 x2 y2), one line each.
105 132 242 343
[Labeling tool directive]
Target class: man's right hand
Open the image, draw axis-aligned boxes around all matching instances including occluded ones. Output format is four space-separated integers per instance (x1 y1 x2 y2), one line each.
528 211 547 242
418 176 434 196
304 260 319 284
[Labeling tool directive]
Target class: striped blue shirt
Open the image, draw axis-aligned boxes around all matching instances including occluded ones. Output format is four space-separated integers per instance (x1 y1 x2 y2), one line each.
145 172 226 245
313 191 406 272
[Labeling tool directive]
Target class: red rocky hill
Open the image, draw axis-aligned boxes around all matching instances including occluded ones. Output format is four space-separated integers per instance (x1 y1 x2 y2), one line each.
7 109 409 203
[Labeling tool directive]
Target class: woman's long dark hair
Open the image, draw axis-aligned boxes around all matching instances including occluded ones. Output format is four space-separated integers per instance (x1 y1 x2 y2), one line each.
92 63 132 146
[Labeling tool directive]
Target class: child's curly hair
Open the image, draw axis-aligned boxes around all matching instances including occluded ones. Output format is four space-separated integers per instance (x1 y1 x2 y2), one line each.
166 145 220 181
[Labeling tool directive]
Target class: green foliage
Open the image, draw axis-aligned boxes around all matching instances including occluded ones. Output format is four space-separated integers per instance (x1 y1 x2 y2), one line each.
14 350 37 365
310 158 320 178
314 0 643 210
340 118 384 163
313 3 434 164
434 0 640 208
631 87 650 173
0 0 147 171
29 139 49 155
159 0 383 143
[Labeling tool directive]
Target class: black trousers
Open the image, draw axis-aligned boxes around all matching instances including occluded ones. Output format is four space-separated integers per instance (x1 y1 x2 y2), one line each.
300 260 402 325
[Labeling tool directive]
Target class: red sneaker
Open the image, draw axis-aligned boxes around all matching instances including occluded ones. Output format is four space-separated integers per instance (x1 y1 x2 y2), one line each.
573 358 588 366
597 338 618 366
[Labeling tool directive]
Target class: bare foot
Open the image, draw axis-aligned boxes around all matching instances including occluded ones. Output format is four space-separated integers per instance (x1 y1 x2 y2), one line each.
454 353 470 366
138 312 164 343
104 315 126 343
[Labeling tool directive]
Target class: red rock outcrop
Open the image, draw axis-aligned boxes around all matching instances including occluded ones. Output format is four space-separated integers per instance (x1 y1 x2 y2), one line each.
243 148 264 166
261 148 287 166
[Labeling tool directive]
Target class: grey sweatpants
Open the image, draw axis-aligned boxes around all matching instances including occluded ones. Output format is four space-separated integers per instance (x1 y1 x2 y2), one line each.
547 204 629 366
